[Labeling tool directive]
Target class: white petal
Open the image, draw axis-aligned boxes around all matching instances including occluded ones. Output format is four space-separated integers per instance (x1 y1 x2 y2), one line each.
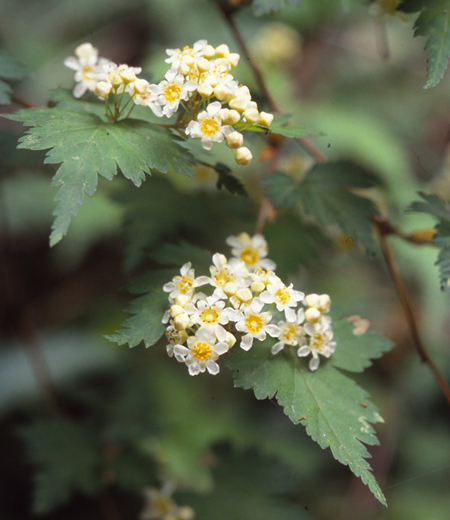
214 341 229 355
297 346 310 357
265 324 281 338
271 342 284 355
240 334 253 351
309 356 320 371
206 360 220 375
285 308 296 323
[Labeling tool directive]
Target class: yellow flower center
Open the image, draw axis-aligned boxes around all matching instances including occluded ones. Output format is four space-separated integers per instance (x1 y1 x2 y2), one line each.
192 341 212 360
150 495 175 516
200 307 219 324
281 324 298 345
81 66 94 81
176 275 193 294
310 332 326 353
200 117 219 137
163 82 181 103
274 287 289 306
212 269 231 287
240 246 258 266
245 313 263 334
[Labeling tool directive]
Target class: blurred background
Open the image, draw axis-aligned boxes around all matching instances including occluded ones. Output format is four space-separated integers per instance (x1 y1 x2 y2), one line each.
1 0 450 519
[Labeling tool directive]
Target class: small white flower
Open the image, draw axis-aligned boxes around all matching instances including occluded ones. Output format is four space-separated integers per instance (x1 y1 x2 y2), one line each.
165 40 207 71
271 320 306 355
185 102 233 150
185 295 234 339
163 262 208 302
235 298 279 350
147 69 197 118
141 483 195 520
165 323 188 360
259 271 304 322
226 232 276 271
297 324 336 371
207 253 249 299
173 327 229 376
64 42 109 98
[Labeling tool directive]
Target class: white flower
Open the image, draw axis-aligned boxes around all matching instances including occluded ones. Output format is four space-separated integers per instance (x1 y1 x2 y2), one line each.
165 40 207 71
207 253 249 299
259 271 304 322
297 324 336 371
165 323 188 360
226 232 276 271
64 42 109 98
147 69 197 118
185 295 234 338
185 102 233 150
93 62 142 92
141 484 195 520
173 327 229 376
234 298 280 350
271 320 306 355
163 262 209 302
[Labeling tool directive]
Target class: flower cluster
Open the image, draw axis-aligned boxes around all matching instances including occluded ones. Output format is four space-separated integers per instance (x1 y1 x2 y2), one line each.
140 484 194 520
65 43 151 122
65 41 273 164
162 233 336 376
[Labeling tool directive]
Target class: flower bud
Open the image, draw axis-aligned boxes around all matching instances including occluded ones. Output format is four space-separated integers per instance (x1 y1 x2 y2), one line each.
244 107 260 123
251 280 265 294
202 44 216 59
174 313 190 330
305 307 321 324
258 111 274 127
223 281 238 296
227 53 240 68
226 131 244 149
170 305 184 318
236 287 253 303
120 68 136 84
224 331 237 348
182 55 195 68
215 44 230 58
197 82 214 97
175 294 191 307
318 294 331 312
133 78 149 95
178 62 191 76
214 84 229 101
94 81 112 98
305 293 320 308
235 147 253 166
229 96 250 113
197 57 211 72
219 108 241 125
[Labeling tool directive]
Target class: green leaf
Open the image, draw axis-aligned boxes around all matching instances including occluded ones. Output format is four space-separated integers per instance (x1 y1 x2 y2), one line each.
6 103 193 246
262 160 380 253
226 316 393 506
179 444 309 520
214 162 248 197
106 270 173 348
0 49 28 104
398 0 450 88
409 192 450 289
19 419 100 514
252 0 301 16
268 113 324 139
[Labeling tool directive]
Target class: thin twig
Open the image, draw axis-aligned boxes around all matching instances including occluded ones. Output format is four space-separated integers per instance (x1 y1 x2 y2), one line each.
373 217 450 408
10 95 39 108
215 1 327 164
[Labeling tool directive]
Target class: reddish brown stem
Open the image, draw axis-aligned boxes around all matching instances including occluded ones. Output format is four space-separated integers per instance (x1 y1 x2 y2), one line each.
373 217 450 408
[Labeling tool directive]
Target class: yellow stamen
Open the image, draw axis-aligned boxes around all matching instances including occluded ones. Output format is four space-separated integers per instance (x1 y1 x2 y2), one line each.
200 117 219 137
200 308 219 324
240 246 258 266
163 82 181 103
192 341 212 360
245 313 263 334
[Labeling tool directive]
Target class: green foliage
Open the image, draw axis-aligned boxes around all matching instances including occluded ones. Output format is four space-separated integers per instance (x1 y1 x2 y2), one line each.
252 0 301 16
268 113 324 139
398 0 450 88
0 49 28 104
179 444 309 520
262 160 380 253
213 162 248 196
5 92 194 246
19 419 100 514
409 192 450 289
226 316 394 505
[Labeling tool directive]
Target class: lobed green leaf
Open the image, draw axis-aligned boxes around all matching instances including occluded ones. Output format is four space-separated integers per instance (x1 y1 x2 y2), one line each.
225 316 393 505
262 160 380 253
398 0 450 88
6 101 194 246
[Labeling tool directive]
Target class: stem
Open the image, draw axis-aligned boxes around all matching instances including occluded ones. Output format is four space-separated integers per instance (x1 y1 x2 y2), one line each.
373 217 450 408
11 95 39 108
215 1 327 164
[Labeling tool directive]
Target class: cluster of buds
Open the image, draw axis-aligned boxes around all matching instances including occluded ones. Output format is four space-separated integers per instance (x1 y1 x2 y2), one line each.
162 233 336 376
65 41 274 165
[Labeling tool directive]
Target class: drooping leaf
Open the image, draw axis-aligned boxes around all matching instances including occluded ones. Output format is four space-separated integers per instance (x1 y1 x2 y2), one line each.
178 444 309 520
262 160 380 253
252 0 301 16
5 102 193 246
225 315 394 505
0 49 28 104
19 419 100 514
408 192 450 289
398 0 450 88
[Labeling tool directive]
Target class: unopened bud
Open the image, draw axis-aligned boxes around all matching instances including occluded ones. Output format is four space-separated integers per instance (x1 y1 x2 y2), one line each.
94 81 112 98
244 107 259 123
214 84 229 101
197 82 214 97
318 294 331 312
251 280 265 294
235 147 253 166
224 331 237 348
175 294 191 307
304 293 320 308
133 78 149 95
174 313 190 330
197 57 211 72
120 68 136 83
223 281 238 296
215 44 230 58
236 287 253 303
219 108 241 125
227 53 240 68
202 44 216 59
258 111 274 127
226 131 244 149
305 307 321 324
229 96 250 113
170 305 184 318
